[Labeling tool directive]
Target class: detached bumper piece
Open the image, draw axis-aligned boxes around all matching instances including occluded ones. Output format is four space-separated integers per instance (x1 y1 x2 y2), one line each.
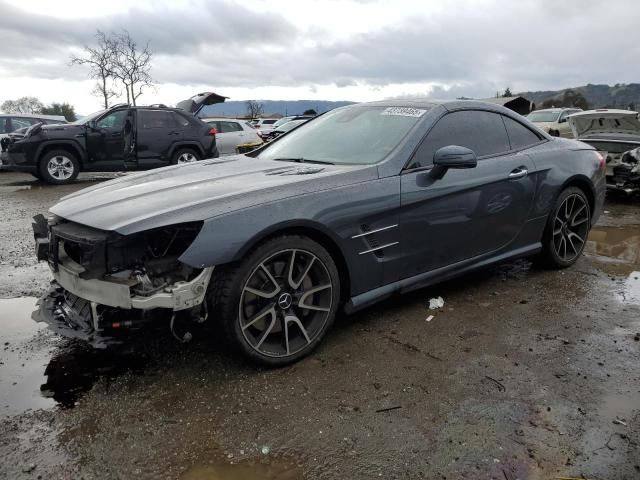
33 283 161 348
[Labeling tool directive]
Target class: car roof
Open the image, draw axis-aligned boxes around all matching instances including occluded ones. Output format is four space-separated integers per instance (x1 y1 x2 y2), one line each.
0 113 67 121
200 117 248 121
361 98 532 115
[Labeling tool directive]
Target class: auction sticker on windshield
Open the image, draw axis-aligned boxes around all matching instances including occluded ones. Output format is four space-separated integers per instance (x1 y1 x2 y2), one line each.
381 107 427 117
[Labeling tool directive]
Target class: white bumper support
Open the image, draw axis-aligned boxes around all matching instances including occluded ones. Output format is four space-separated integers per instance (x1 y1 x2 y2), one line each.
52 258 214 311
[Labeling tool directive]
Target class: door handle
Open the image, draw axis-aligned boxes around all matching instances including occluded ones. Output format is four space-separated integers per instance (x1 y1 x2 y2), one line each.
168 131 180 135
508 167 528 179
111 132 121 137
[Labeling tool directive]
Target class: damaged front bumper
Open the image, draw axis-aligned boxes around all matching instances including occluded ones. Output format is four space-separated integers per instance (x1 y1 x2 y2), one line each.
31 215 214 346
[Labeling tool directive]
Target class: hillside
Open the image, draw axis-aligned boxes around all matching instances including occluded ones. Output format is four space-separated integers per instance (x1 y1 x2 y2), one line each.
200 99 355 117
518 83 640 110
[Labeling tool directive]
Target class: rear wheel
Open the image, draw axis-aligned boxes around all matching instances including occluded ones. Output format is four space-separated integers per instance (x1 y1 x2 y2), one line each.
171 148 200 165
212 235 341 366
38 150 80 184
539 186 591 268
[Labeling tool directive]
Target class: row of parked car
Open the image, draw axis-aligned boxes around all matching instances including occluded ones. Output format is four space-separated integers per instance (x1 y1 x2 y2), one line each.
0 92 314 184
527 107 640 195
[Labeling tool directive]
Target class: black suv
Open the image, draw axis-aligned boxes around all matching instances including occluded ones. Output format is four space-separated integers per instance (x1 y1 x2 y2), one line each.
0 92 225 184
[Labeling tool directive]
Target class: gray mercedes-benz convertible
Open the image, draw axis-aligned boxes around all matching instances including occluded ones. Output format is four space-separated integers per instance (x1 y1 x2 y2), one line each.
32 100 606 365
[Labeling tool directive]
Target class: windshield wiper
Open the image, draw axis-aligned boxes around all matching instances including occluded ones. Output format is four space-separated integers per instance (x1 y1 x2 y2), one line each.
273 157 335 165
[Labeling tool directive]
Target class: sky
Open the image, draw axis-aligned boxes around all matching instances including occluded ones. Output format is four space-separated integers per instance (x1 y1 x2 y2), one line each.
1 0 639 114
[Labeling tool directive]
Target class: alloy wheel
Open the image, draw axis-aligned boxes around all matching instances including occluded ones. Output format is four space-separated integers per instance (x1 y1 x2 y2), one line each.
47 155 74 180
552 193 590 262
239 249 333 358
177 152 197 163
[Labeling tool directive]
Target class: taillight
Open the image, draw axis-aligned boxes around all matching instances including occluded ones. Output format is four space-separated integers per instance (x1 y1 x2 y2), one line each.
208 127 217 136
595 151 606 171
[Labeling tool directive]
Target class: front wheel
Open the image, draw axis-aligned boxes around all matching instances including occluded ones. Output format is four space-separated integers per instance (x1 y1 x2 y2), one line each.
539 187 591 268
38 150 80 184
212 235 341 366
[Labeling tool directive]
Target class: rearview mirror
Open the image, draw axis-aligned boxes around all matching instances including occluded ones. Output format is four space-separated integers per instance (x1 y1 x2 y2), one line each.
431 145 477 179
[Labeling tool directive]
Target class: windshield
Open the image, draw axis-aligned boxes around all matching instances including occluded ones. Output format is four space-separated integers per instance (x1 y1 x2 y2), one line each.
258 106 428 165
278 120 306 132
272 117 294 128
527 111 561 123
70 109 108 125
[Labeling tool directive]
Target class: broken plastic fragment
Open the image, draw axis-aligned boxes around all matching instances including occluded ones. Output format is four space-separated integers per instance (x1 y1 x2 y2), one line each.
428 297 445 310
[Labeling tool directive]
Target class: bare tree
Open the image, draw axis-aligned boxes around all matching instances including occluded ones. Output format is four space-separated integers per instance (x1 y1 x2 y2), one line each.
1 96 44 114
110 30 155 106
70 30 118 109
246 100 264 119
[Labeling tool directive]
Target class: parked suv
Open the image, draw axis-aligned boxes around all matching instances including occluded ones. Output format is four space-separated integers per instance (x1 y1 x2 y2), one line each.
0 114 67 139
526 108 582 137
0 92 224 184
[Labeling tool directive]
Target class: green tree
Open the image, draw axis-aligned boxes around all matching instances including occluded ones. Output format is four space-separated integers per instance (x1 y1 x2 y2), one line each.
41 103 77 121
1 96 44 114
303 108 317 116
502 87 513 97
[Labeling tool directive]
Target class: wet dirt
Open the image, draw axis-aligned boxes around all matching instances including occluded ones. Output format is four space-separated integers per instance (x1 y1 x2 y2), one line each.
180 459 303 480
0 171 639 479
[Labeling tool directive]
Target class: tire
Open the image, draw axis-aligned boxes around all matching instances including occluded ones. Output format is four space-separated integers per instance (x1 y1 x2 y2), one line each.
171 148 200 165
211 235 341 366
38 150 80 185
539 186 591 268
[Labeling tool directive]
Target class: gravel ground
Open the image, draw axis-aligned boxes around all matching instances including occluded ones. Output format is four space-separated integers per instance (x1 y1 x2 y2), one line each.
0 171 639 480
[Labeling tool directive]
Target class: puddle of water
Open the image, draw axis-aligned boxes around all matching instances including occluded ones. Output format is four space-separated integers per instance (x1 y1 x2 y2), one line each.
180 460 303 480
585 225 640 265
0 297 148 416
0 297 54 416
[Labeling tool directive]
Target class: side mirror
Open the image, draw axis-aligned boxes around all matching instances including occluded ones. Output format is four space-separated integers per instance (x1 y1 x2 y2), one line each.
88 120 98 130
558 117 567 123
431 145 477 179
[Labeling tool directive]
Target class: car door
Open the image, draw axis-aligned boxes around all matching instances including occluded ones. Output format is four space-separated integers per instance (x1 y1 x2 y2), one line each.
558 110 573 137
135 109 179 167
389 109 537 283
85 109 128 169
215 121 244 155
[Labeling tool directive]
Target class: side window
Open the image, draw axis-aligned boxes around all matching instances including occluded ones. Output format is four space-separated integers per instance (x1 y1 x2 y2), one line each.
172 112 193 127
411 110 510 167
0 118 9 133
220 121 242 133
139 110 177 129
10 117 36 131
502 116 542 150
206 120 222 132
96 110 127 129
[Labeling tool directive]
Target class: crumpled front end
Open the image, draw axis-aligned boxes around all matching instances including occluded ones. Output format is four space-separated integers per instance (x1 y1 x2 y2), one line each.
607 147 640 194
31 214 213 347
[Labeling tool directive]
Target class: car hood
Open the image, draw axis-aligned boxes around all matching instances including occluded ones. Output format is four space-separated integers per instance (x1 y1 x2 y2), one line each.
569 110 640 139
530 121 555 131
50 156 376 235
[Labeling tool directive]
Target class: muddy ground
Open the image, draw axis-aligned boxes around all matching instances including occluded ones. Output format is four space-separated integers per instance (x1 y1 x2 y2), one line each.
0 171 638 480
